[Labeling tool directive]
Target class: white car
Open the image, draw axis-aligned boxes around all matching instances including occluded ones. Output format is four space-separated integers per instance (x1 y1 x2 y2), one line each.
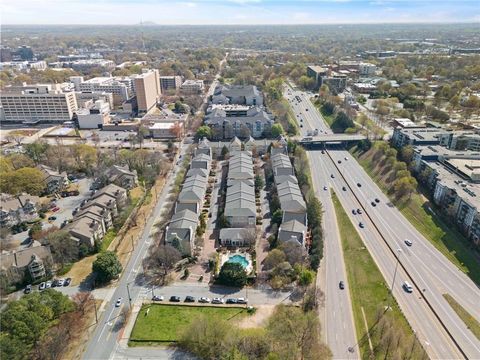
237 297 248 304
39 282 46 290
115 298 122 307
45 281 52 289
212 297 225 304
405 239 413 247
199 297 211 303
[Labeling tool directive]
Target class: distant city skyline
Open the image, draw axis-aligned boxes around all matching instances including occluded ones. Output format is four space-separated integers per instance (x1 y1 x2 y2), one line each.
1 0 479 25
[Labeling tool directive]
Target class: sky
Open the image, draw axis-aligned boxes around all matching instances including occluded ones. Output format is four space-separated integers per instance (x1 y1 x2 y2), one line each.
1 0 479 25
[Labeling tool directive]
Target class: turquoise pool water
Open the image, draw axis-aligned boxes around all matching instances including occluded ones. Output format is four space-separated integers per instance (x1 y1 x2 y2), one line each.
227 254 249 269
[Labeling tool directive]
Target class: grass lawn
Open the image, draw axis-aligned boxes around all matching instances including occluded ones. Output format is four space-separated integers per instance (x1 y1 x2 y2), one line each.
352 147 480 286
443 294 480 341
317 105 335 127
129 304 248 344
332 192 423 359
100 229 117 252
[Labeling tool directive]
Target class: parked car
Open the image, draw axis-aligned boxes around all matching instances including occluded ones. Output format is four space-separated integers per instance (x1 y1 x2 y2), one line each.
226 298 237 304
48 216 57 221
64 278 72 286
185 296 196 303
212 297 225 304
405 239 413 247
24 285 32 294
52 207 60 212
170 296 181 302
39 282 46 290
339 281 345 290
152 295 164 301
115 298 122 307
45 281 52 289
198 297 211 303
237 298 248 304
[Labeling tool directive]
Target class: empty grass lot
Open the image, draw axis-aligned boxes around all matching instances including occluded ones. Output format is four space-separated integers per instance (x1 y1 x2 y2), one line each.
352 146 480 286
129 304 248 345
332 192 424 359
443 294 480 341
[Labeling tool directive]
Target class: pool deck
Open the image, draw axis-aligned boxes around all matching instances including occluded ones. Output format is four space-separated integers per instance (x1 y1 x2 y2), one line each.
220 251 253 274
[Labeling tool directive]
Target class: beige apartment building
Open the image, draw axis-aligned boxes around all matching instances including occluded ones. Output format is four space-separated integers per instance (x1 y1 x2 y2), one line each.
0 84 78 123
133 69 161 114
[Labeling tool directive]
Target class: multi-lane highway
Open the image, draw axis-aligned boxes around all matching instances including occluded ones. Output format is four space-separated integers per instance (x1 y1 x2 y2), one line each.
285 85 480 359
285 85 358 359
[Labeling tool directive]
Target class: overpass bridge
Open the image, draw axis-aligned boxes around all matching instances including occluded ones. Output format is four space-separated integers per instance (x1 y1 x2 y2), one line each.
297 134 367 147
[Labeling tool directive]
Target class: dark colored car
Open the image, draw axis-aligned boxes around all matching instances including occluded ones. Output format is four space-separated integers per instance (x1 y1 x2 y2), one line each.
375 198 380 203
331 174 335 178
24 285 32 294
352 209 357 215
342 186 347 191
226 298 238 304
339 281 345 290
170 296 181 302
48 216 57 221
371 201 377 207
338 160 342 164
359 222 365 228
357 209 362 214
357 183 361 187
64 278 72 286
185 296 196 303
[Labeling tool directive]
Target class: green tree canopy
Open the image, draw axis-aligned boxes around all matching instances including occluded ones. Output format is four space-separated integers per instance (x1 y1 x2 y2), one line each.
270 123 285 138
195 125 212 140
217 262 247 287
92 251 123 283
0 167 45 196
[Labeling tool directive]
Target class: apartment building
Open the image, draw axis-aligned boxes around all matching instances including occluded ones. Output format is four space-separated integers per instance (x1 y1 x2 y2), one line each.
159 75 182 92
180 79 204 95
0 84 78 123
133 69 161 114
72 76 134 104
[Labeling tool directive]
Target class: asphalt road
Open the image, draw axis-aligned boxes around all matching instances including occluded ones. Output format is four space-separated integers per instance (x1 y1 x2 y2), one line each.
286 86 480 359
285 84 359 359
82 142 189 360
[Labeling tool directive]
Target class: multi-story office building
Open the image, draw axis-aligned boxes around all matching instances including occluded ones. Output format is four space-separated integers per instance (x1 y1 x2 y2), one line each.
133 69 161 114
72 76 133 104
159 75 182 92
0 84 78 124
180 79 204 95
438 131 480 152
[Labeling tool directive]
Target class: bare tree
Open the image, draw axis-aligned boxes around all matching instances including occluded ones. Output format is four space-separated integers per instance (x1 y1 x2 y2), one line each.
241 228 257 248
144 245 181 285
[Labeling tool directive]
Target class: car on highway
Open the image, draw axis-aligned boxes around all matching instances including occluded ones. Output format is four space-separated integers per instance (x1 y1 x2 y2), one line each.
39 282 46 290
300 124 303 128
185 296 196 303
198 297 211 303
357 209 362 214
359 222 365 228
352 209 357 215
339 281 345 290
342 186 347 191
323 186 327 191
115 298 122 307
338 160 342 164
405 239 413 247
331 174 335 178
305 108 308 111
357 183 361 187
226 298 238 304
212 297 225 304
375 198 380 203
371 201 377 207
344 157 348 161
237 298 248 304
24 284 32 294
64 278 72 286
152 295 164 301
403 281 413 293
169 296 181 302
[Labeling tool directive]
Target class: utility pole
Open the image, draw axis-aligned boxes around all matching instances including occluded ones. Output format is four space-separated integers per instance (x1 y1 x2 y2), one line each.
126 282 132 308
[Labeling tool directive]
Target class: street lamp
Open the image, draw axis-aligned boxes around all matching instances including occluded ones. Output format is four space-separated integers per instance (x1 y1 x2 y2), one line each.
388 248 402 308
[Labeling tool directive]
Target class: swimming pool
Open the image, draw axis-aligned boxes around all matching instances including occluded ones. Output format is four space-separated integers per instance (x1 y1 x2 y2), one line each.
227 254 249 269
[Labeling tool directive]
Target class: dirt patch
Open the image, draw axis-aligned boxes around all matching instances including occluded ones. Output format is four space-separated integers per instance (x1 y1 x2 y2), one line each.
237 305 275 329
63 255 97 286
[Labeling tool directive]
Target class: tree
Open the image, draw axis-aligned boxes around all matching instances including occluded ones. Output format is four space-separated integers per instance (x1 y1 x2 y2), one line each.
263 249 286 270
279 240 307 266
170 122 183 140
271 209 283 226
217 262 247 287
399 145 414 164
145 245 181 284
0 167 45 196
136 126 150 148
298 268 315 286
195 125 212 140
393 176 417 200
331 111 354 133
24 141 50 165
92 251 123 284
221 145 229 160
7 153 34 170
254 174 264 193
270 123 284 138
45 230 79 266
